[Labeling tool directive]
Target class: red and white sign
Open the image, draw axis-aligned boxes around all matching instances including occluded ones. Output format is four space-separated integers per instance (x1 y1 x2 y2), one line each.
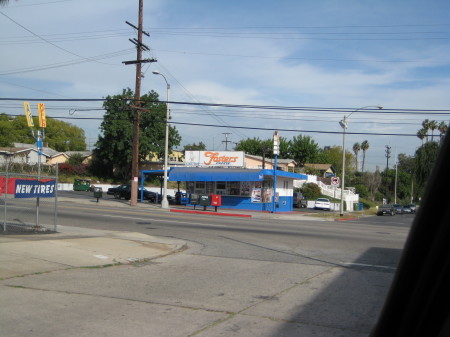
185 151 245 167
331 177 340 186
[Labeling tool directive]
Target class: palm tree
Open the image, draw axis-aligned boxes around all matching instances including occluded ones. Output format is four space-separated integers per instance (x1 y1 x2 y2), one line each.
353 143 361 171
0 0 10 6
361 140 369 172
438 121 448 144
422 119 431 142
417 129 427 146
429 120 438 141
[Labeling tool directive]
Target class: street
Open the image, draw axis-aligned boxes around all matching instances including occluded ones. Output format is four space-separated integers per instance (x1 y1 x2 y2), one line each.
1 194 413 336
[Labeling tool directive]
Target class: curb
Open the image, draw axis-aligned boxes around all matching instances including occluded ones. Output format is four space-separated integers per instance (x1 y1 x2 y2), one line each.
170 209 252 218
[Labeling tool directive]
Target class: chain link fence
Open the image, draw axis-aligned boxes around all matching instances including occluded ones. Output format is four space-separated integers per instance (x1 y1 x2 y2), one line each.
1 164 58 234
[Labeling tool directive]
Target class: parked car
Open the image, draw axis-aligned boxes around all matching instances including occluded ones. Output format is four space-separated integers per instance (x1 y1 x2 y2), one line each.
377 204 396 216
402 205 413 214
404 204 417 213
107 184 129 196
314 198 331 211
107 185 160 202
293 192 308 208
393 204 404 214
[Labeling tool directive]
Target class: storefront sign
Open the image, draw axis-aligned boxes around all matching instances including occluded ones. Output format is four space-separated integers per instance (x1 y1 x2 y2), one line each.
185 151 244 167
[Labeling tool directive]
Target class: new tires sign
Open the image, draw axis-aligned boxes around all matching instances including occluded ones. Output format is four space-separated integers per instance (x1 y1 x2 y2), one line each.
15 179 56 198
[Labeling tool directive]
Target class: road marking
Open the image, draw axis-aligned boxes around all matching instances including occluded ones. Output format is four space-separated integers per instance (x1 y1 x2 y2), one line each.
100 214 227 228
343 262 396 270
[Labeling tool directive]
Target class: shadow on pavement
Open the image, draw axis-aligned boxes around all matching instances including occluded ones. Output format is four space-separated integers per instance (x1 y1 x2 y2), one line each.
267 247 402 336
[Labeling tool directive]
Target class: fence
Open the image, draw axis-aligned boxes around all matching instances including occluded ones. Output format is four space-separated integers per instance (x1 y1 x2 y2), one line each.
1 164 58 234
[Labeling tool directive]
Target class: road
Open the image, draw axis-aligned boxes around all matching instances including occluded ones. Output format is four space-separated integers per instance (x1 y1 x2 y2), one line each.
2 193 414 336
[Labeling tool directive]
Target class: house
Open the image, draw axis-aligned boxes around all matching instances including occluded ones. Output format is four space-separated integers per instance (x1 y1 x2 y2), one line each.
0 146 45 165
302 163 336 178
245 154 297 172
66 151 93 165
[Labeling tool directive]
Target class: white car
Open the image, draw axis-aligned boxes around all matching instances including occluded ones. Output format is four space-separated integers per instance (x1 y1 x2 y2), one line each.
314 198 331 211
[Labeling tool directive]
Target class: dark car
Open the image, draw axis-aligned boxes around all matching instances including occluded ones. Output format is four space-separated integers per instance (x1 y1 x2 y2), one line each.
107 184 129 197
108 185 159 202
293 192 308 208
377 204 395 216
393 204 404 214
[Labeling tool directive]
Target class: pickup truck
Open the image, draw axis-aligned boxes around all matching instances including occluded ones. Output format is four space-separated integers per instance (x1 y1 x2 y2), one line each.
376 204 396 216
293 192 308 208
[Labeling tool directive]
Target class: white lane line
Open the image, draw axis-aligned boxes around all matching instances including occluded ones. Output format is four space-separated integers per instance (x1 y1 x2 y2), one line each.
343 262 396 270
101 214 227 227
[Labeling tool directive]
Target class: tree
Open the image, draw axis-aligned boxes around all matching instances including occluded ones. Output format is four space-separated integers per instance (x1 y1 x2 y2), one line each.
317 146 353 177
289 135 319 166
438 121 448 143
361 140 370 172
422 119 431 142
429 120 438 141
301 183 321 200
235 137 266 156
183 142 206 151
417 129 427 145
94 88 181 179
414 141 440 197
0 114 86 150
353 143 361 171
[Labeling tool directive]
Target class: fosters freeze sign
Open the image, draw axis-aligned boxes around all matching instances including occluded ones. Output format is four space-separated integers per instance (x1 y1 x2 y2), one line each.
185 151 245 167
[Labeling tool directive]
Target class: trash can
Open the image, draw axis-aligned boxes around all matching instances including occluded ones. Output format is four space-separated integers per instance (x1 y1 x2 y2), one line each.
359 202 363 211
93 187 103 202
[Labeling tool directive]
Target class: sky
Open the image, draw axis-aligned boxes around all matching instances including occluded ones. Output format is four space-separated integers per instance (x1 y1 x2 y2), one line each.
1 0 450 171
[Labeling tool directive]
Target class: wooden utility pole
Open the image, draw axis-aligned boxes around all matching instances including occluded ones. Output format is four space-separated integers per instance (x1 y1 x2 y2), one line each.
123 0 156 206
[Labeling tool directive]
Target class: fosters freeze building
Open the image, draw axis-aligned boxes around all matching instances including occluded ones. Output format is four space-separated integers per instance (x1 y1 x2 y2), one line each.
168 151 307 212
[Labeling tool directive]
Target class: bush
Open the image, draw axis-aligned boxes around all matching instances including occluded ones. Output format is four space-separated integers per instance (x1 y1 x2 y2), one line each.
301 183 322 200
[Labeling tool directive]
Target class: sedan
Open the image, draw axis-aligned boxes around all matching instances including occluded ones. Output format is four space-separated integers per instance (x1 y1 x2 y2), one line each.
393 204 404 214
314 198 331 211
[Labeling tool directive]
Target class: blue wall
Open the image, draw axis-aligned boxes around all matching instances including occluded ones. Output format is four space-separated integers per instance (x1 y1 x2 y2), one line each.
187 196 293 212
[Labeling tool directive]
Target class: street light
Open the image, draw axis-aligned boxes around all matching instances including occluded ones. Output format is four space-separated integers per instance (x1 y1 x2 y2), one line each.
152 70 170 209
339 105 382 216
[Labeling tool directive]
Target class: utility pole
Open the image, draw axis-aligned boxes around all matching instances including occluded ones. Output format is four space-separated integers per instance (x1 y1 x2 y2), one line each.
385 145 391 170
222 133 232 151
122 0 156 206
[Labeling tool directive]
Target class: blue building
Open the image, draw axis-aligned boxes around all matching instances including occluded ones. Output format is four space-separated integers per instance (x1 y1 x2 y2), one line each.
167 167 307 212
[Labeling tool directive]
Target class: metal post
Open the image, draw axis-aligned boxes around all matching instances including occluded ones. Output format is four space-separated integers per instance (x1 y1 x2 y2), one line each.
340 116 347 216
36 130 42 228
152 70 170 209
54 162 58 232
272 154 278 213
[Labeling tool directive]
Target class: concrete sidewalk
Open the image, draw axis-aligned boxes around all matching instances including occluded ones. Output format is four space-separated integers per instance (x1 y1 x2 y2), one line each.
0 225 187 280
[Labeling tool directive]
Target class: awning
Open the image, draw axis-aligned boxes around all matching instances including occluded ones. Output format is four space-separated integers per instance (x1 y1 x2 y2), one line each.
168 167 307 182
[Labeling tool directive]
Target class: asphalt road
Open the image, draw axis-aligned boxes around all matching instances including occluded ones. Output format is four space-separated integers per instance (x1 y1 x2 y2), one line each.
2 193 414 336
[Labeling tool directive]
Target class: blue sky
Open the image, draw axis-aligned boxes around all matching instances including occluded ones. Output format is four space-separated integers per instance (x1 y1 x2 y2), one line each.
1 0 450 170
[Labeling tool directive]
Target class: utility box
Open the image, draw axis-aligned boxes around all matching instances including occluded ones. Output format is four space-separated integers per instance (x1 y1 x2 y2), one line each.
93 187 103 202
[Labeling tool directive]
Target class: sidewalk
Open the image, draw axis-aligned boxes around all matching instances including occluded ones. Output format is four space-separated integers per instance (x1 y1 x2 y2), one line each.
0 225 187 280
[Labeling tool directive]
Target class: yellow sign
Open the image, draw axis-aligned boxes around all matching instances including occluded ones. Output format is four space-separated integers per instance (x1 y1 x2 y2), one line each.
37 103 47 128
23 102 34 127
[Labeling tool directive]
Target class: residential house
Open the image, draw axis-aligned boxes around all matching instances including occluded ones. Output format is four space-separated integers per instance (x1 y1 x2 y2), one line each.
245 154 297 172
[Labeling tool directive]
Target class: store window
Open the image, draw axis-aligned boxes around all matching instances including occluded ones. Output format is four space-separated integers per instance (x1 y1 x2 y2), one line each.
229 182 241 195
195 181 205 193
216 181 227 195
